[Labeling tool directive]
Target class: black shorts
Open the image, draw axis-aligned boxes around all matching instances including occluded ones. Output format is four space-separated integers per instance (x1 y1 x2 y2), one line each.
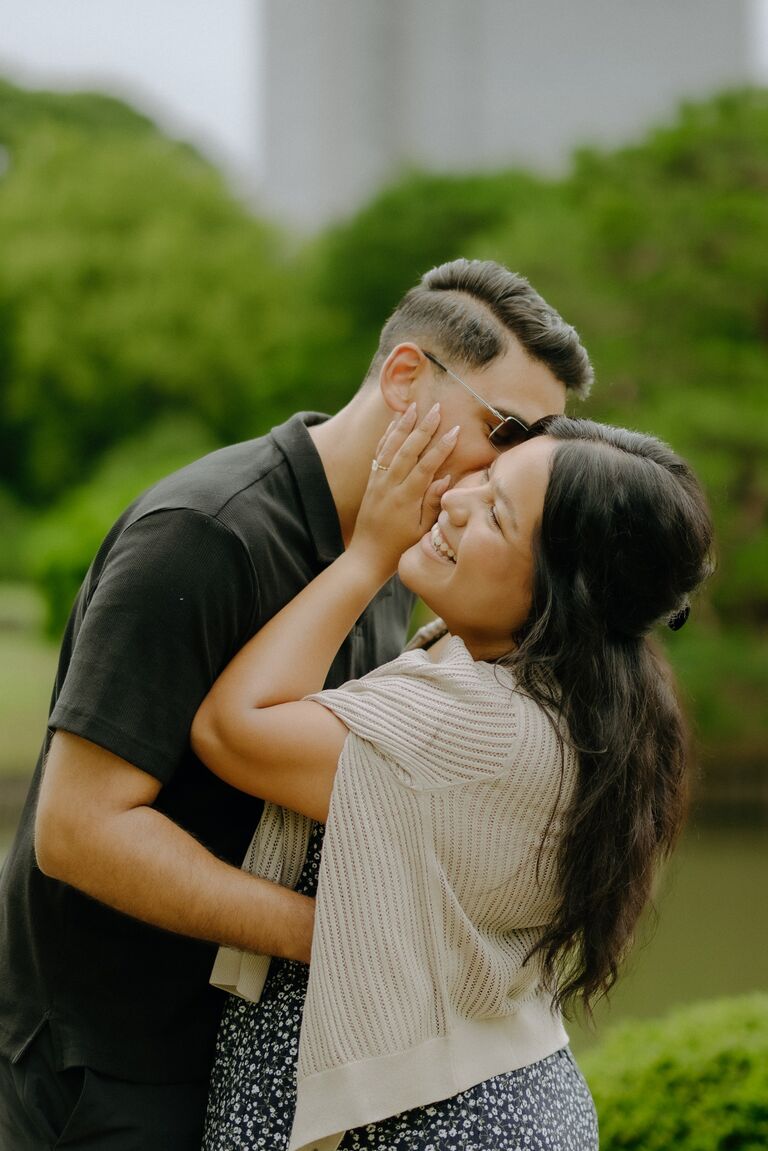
0 1023 208 1150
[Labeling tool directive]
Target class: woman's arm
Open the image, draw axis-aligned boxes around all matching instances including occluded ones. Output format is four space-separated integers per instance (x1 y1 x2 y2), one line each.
191 404 458 821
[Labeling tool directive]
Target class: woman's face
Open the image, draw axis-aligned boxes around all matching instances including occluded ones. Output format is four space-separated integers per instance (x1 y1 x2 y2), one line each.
398 436 557 660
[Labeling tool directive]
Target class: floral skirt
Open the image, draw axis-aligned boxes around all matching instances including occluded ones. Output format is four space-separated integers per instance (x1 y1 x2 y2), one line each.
203 824 598 1151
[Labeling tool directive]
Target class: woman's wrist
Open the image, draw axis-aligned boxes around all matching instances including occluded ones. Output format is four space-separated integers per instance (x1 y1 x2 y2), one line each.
343 538 398 590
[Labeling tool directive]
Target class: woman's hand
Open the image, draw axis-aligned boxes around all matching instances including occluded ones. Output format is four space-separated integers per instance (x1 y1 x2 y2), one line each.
191 403 459 814
349 402 459 580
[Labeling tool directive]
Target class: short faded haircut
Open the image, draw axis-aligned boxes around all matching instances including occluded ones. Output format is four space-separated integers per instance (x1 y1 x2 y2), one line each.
366 258 593 398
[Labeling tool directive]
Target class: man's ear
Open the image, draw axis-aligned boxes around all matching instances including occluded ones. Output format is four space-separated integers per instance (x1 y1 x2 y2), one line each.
378 343 430 415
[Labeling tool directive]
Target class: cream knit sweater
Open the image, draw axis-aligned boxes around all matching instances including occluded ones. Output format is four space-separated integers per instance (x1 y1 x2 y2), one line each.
211 635 576 1151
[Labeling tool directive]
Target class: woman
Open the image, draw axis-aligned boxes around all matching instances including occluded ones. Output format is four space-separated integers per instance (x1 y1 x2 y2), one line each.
191 404 713 1151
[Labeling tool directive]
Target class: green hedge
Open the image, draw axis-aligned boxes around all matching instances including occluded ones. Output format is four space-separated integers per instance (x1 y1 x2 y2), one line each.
581 995 768 1150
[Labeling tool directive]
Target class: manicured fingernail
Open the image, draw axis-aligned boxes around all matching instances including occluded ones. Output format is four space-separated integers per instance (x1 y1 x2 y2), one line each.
439 475 452 491
427 402 440 419
443 425 460 441
403 403 417 423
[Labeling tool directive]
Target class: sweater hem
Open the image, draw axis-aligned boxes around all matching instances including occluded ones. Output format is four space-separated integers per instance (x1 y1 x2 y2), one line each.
288 1000 568 1151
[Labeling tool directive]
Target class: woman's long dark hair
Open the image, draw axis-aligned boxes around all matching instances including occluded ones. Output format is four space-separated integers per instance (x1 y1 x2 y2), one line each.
502 418 714 1019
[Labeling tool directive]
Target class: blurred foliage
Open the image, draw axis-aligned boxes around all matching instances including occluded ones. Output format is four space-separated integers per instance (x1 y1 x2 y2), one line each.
0 484 25 580
0 584 58 777
479 90 768 634
581 994 768 1150
297 169 550 405
22 414 219 635
0 78 317 506
0 77 766 754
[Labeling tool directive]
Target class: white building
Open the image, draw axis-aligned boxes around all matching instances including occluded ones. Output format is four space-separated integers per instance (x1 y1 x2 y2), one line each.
260 0 759 228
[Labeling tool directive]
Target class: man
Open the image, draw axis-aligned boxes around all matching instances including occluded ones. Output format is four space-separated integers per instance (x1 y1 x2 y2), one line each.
0 258 592 1149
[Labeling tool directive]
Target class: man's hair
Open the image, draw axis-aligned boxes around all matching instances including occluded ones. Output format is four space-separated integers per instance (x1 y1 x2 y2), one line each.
367 258 594 397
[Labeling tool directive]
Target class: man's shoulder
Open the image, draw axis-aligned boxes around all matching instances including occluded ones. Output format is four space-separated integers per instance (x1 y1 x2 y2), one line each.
130 431 285 523
126 412 329 531
80 412 331 597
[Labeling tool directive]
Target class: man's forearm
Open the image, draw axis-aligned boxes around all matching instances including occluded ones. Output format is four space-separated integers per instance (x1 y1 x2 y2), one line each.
38 798 313 963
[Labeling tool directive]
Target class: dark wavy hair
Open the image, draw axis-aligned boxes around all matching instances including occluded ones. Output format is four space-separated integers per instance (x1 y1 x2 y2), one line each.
502 417 714 1019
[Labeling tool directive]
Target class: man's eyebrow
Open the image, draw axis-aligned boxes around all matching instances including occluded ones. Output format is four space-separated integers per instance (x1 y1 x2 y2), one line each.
493 407 526 422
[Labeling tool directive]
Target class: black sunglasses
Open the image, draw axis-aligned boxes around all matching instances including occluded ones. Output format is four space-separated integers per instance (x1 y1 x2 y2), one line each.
422 350 556 450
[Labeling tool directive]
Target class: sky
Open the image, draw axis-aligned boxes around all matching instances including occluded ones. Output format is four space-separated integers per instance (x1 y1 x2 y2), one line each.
0 0 767 198
0 0 262 188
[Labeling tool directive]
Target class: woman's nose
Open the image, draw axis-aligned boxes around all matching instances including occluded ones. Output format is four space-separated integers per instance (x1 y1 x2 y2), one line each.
440 485 470 525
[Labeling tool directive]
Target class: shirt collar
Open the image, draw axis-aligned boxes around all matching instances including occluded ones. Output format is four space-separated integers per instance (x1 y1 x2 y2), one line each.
270 412 344 566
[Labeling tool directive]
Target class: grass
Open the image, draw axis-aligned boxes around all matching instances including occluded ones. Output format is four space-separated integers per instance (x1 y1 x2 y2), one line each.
0 583 58 776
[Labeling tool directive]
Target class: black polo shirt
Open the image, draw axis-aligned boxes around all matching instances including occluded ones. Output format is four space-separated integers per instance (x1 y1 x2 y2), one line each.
0 413 413 1083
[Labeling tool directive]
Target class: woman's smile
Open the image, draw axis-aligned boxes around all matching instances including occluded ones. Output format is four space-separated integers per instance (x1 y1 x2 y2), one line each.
419 529 453 565
402 436 558 659
429 522 457 562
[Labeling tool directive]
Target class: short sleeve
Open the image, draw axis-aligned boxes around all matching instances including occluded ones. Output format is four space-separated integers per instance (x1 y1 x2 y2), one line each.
50 508 256 783
306 635 520 789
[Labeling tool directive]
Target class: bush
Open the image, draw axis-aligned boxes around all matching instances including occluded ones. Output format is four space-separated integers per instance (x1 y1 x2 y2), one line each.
581 994 768 1150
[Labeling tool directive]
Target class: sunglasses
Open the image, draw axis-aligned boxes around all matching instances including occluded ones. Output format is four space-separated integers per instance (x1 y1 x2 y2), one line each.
422 350 556 450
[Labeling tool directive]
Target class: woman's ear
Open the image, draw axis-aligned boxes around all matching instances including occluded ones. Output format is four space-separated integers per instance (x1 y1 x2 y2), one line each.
378 343 430 415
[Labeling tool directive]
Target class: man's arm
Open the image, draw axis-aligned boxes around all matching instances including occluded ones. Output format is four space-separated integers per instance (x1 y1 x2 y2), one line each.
35 730 314 963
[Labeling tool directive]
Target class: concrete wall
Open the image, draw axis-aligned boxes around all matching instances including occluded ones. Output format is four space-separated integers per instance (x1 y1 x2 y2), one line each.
259 0 754 229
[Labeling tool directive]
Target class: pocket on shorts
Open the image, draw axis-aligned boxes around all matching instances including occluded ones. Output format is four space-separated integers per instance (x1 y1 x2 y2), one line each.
20 1035 87 1147
53 1067 96 1147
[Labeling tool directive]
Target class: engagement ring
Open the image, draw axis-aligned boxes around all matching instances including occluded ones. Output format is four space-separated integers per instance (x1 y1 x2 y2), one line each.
371 459 389 472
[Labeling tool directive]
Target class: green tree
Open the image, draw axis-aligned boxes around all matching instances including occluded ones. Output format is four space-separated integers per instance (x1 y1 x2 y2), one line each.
480 90 768 763
484 90 768 627
287 89 768 763
3 77 766 764
0 78 300 506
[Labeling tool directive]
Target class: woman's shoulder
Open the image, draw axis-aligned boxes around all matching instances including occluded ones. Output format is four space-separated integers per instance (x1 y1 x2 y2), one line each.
403 622 532 685
362 630 560 742
369 632 522 711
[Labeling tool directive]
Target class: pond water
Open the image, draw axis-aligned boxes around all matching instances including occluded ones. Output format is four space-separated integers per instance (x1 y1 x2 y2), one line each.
568 820 768 1053
1 819 765 1055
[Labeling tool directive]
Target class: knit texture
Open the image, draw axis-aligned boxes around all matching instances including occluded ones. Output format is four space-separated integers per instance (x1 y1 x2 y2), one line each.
211 635 576 1151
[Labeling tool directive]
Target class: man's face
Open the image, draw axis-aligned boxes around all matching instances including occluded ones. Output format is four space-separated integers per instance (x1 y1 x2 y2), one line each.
417 337 567 481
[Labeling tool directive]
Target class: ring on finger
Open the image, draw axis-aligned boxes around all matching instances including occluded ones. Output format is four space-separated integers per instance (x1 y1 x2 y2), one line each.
371 458 389 472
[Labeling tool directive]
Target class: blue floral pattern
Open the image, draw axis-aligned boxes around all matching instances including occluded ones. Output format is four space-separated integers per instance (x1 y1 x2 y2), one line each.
203 824 598 1150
